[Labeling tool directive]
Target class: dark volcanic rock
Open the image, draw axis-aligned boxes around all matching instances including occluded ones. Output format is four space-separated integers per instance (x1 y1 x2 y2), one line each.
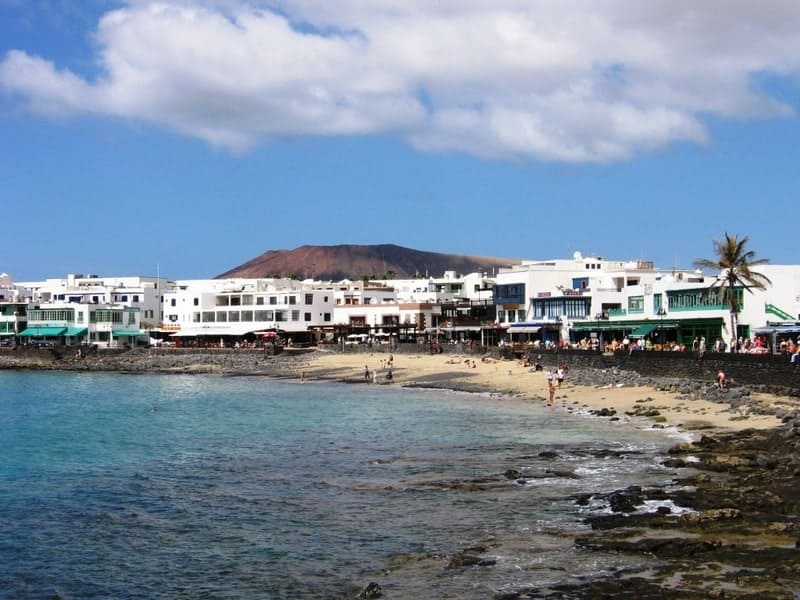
570 425 800 597
356 581 382 599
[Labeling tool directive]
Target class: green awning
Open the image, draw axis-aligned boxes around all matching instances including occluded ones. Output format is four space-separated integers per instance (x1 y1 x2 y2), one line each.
64 327 87 336
19 327 67 337
112 330 144 337
630 323 658 338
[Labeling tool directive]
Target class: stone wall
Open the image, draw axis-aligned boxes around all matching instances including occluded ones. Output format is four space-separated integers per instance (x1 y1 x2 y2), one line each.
533 348 800 394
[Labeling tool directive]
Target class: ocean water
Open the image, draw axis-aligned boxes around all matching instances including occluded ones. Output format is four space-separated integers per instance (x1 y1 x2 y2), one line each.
0 371 679 599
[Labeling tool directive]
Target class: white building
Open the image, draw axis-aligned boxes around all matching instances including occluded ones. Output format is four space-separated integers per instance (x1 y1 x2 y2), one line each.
21 301 143 347
494 251 800 349
16 273 170 331
0 273 27 339
160 278 336 343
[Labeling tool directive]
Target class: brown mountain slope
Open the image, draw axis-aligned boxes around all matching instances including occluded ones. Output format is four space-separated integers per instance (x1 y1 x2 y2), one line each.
216 244 517 280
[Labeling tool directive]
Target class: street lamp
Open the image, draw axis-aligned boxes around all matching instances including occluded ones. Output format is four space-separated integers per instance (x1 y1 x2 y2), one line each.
657 308 667 349
594 312 604 352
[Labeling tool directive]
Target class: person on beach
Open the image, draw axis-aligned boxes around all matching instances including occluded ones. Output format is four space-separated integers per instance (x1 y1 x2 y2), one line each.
556 367 565 388
364 365 370 380
716 370 727 390
547 378 556 404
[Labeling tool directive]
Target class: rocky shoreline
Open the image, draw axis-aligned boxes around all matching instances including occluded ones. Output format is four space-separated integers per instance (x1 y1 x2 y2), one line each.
3 346 800 598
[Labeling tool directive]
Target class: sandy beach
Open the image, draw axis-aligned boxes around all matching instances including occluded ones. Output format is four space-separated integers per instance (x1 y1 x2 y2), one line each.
304 349 785 432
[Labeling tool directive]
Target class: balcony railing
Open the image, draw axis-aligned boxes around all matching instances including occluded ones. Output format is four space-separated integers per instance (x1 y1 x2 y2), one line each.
668 303 728 312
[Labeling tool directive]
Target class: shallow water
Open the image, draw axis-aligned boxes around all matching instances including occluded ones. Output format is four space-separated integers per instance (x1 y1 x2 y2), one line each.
0 371 678 598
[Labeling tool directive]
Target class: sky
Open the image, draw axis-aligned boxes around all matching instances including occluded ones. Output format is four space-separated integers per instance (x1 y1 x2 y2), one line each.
1 0 799 281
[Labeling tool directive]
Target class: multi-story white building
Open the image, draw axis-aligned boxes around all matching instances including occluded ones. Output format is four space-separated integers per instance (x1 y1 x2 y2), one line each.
16 273 170 330
374 271 493 304
160 278 337 343
155 273 496 346
0 273 27 340
21 301 143 347
494 252 800 349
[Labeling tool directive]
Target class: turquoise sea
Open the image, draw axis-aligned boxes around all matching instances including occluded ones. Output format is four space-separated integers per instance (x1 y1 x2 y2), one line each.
0 371 679 599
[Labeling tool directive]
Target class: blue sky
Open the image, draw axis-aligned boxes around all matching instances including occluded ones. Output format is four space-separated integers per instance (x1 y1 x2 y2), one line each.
1 1 798 281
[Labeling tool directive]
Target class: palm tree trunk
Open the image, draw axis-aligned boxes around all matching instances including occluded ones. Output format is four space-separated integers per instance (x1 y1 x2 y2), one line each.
728 281 737 351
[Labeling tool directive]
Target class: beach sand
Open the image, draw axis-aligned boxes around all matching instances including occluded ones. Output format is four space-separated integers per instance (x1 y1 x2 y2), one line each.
303 350 784 432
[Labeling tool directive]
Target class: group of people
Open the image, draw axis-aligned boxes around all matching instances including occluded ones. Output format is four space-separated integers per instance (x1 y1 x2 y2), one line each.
363 356 394 383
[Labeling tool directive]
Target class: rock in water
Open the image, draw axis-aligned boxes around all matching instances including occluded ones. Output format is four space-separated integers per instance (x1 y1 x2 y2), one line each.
357 582 382 599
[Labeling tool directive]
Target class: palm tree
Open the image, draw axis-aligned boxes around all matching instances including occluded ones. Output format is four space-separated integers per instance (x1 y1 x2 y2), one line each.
694 233 771 345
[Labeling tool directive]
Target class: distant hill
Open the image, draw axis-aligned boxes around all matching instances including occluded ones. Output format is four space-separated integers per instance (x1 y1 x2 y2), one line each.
216 244 517 281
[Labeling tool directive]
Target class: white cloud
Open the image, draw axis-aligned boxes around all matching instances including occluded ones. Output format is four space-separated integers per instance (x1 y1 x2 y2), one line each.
1 0 798 160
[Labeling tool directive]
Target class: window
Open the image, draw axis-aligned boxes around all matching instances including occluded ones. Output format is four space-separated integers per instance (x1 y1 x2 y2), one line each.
217 312 228 322
28 308 75 322
291 310 300 321
323 312 331 321
304 312 312 322
628 296 644 313
228 311 240 322
132 295 139 302
171 299 176 307
128 312 136 325
288 296 297 305
274 311 285 322
324 296 329 302
269 296 277 305
121 295 128 301
242 295 253 305
241 310 253 322
230 296 241 306
193 313 201 322
653 294 663 313
305 294 313 305
202 312 215 322
89 310 123 324
497 309 506 323
77 312 84 323
193 298 199 306
256 297 264 305
255 310 270 321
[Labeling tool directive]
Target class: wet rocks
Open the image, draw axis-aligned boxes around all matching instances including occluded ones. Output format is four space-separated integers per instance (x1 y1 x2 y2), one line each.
356 581 382 599
568 424 800 597
591 407 616 417
625 405 661 418
445 545 495 569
